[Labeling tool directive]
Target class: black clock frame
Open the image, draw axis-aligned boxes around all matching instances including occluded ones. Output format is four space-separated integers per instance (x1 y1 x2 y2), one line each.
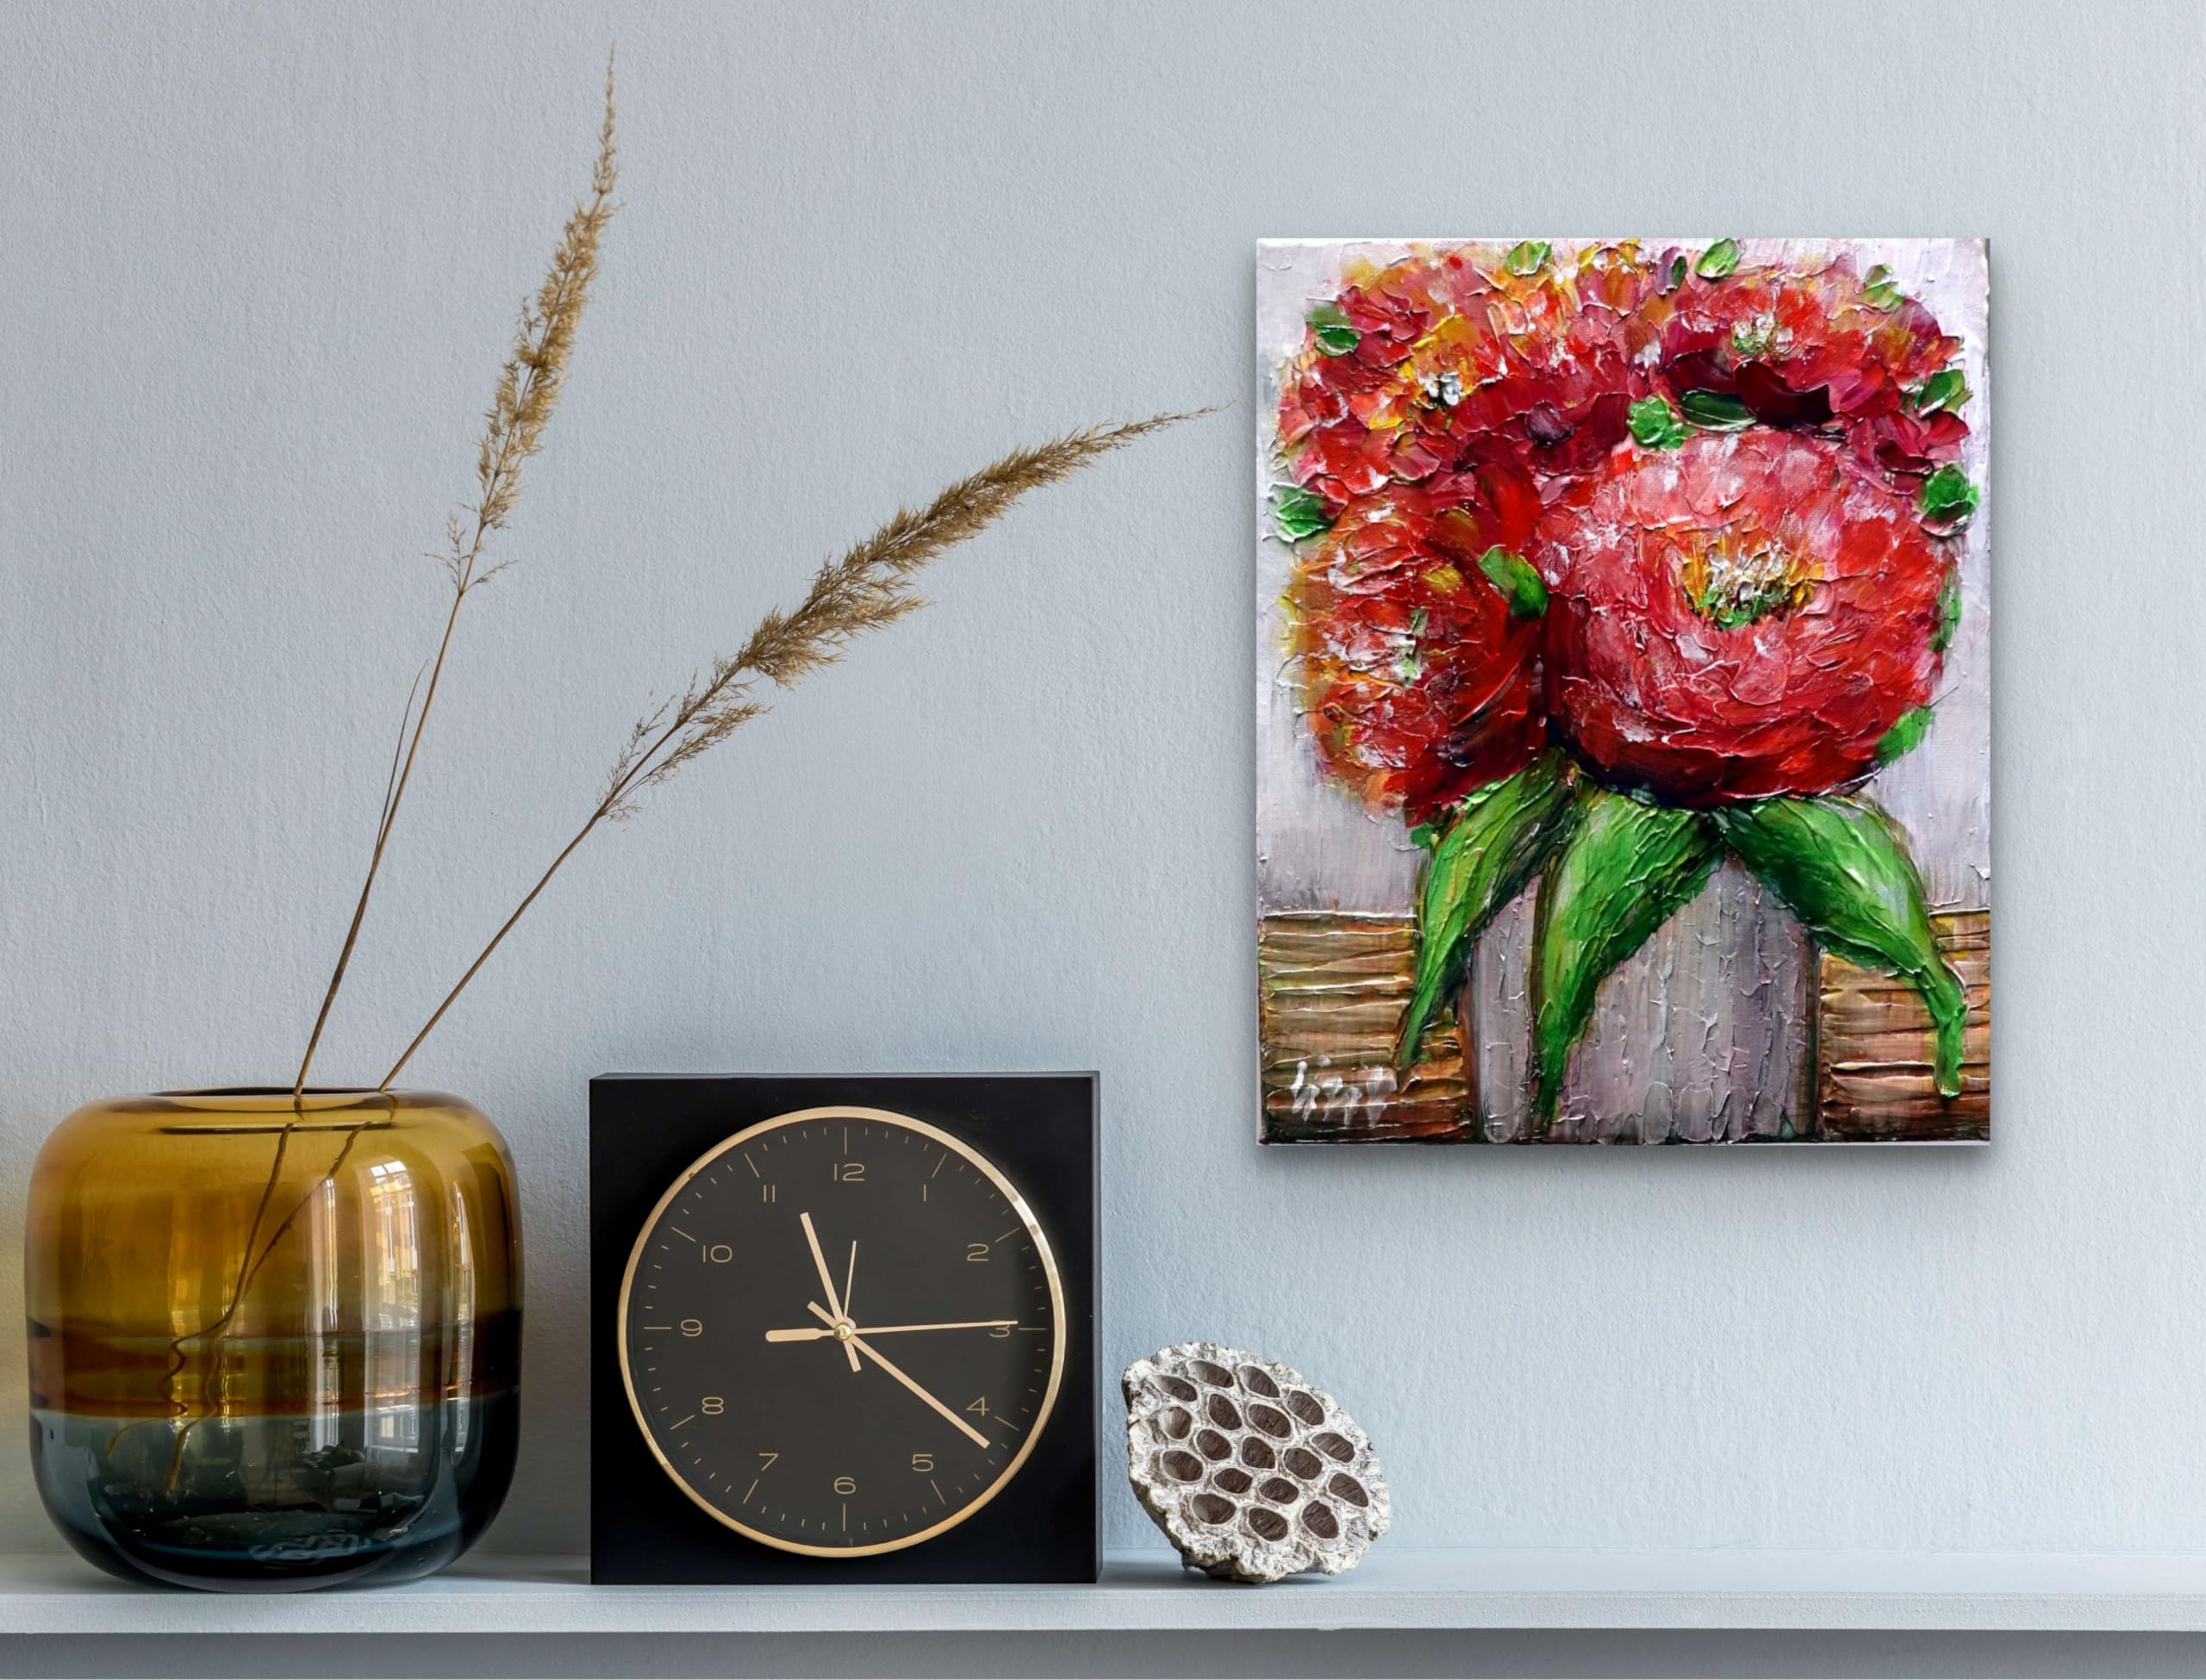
589 1072 1099 1584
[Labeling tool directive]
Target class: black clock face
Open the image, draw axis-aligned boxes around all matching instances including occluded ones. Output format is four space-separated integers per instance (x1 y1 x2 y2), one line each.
617 1106 1066 1556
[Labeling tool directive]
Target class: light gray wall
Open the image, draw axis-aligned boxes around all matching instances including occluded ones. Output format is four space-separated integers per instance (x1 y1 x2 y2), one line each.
3 0 2203 1672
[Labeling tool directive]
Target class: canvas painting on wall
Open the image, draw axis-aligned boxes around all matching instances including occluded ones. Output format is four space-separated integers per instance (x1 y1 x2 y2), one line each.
1256 239 1989 1144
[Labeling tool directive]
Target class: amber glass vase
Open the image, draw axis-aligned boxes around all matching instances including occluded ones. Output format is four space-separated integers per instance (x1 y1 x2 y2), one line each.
24 1089 521 1591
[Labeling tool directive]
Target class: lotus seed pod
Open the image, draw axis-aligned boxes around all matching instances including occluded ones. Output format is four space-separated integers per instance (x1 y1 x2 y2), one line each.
1123 1341 1390 1584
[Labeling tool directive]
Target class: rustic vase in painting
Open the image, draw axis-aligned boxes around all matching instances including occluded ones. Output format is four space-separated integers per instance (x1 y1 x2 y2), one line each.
23 1088 520 1590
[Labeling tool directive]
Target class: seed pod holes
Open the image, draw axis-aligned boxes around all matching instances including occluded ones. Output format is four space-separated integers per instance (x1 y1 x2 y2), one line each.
1122 1341 1390 1584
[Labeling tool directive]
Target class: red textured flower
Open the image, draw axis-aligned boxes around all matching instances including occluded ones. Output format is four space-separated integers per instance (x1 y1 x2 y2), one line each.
1531 432 1952 806
1277 245 1661 509
1851 403 1971 483
1288 485 1546 823
1639 253 1967 483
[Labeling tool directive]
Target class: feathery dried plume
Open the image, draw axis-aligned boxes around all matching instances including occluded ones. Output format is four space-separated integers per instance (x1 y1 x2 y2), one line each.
293 57 618 1095
458 51 620 575
378 410 1206 1087
609 413 1201 816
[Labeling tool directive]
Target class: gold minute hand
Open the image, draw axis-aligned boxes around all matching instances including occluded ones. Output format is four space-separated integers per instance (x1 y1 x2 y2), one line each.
765 1317 1016 1342
799 1211 859 1373
806 1300 989 1447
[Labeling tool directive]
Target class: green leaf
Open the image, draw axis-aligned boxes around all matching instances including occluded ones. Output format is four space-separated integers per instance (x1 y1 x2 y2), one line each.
1505 240 1552 277
1713 797 1966 1097
1679 389 1755 432
1530 793 1722 1120
1875 705 1936 766
1861 264 1907 309
1695 238 1742 279
1910 368 1970 415
1476 546 1549 619
1308 302 1359 358
1918 464 1980 532
1667 253 1688 290
1627 395 1688 450
1933 571 1962 653
1272 486 1335 544
1396 754 1579 1069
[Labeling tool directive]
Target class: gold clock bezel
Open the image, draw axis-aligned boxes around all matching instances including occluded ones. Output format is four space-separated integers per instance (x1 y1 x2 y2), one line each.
614 1104 1069 1558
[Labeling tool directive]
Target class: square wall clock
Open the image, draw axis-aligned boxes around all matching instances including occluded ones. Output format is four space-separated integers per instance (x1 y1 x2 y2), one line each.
589 1073 1099 1584
1256 238 1990 1145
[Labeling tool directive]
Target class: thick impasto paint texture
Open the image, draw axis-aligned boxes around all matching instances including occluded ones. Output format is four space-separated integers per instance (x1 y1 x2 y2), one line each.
1256 240 1990 1144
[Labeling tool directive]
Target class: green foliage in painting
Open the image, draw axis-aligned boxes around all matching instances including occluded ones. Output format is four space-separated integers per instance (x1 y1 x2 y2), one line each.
1695 238 1742 278
1504 240 1552 277
1272 485 1335 543
1679 389 1754 432
1861 264 1907 309
1934 572 1963 652
1530 793 1722 1121
1919 464 1980 532
1308 302 1359 358
1476 546 1549 619
1910 368 1971 415
1628 395 1688 449
1713 798 1966 1094
1875 706 1936 766
1396 755 1579 1070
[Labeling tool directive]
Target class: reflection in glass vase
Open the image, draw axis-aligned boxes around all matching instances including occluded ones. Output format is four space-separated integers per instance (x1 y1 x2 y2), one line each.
25 1089 520 1591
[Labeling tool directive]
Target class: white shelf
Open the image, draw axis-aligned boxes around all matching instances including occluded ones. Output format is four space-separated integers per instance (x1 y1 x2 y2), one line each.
7 1547 2206 1635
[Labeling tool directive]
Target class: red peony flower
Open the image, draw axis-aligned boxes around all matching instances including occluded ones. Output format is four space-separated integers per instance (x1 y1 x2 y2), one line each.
1288 484 1546 823
1637 253 1967 483
1277 244 1661 509
1530 431 1952 806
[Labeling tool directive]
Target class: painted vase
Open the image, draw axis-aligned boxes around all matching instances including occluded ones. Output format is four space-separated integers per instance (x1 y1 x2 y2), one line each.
24 1088 520 1591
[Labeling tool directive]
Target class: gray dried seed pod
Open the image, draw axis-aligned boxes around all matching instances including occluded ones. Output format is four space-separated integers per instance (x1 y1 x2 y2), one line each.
1123 1341 1390 1584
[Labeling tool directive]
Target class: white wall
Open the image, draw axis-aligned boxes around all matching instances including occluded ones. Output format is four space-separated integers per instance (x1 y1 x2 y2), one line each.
3 0 2203 1650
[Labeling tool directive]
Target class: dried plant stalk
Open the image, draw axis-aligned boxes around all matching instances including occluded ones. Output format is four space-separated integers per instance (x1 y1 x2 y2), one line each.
377 411 1200 1088
292 58 618 1095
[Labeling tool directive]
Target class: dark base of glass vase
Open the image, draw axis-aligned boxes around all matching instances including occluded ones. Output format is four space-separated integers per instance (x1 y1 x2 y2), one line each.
29 1390 518 1593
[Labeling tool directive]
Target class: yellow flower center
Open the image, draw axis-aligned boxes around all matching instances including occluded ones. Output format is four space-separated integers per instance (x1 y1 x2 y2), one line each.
1673 532 1812 629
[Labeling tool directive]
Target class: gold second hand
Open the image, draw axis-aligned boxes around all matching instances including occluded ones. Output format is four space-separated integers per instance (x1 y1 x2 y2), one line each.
806 1300 989 1447
764 1317 1015 1342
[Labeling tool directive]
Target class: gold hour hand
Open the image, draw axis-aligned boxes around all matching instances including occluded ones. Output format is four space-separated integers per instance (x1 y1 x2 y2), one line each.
806 1301 989 1447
